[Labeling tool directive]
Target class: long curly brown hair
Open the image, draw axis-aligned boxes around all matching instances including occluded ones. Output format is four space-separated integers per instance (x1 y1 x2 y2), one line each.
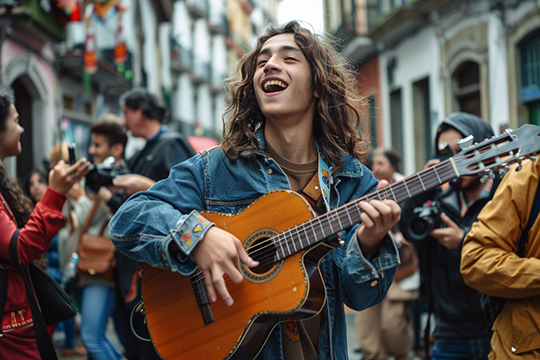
0 93 33 227
221 21 368 165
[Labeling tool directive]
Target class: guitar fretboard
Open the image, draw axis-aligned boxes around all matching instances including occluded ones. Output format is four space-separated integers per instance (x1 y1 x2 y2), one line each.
272 159 457 261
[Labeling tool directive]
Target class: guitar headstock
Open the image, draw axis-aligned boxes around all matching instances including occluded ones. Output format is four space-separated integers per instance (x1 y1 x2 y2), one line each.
452 124 540 177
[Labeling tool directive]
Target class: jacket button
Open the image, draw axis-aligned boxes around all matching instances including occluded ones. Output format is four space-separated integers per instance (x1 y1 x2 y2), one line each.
370 280 378 287
267 168 273 174
511 347 516 353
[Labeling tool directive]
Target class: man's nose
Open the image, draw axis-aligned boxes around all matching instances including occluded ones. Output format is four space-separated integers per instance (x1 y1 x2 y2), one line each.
264 57 282 72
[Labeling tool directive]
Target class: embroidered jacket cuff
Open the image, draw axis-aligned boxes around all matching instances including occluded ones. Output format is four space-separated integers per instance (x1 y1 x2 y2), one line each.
171 210 214 258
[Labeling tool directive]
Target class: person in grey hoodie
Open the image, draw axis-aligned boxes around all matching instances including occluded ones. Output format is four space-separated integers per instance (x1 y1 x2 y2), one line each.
399 112 500 360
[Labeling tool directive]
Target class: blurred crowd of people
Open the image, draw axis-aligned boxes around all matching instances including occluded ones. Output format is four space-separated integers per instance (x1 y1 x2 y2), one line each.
0 88 195 360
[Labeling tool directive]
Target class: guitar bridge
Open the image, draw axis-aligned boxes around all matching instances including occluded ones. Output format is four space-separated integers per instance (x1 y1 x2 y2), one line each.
190 272 214 325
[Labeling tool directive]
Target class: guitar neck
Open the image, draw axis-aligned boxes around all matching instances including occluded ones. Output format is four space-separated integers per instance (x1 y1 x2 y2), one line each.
273 159 457 261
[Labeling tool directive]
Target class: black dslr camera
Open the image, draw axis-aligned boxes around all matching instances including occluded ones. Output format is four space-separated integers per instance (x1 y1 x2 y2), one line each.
403 201 443 242
85 156 129 193
401 143 456 242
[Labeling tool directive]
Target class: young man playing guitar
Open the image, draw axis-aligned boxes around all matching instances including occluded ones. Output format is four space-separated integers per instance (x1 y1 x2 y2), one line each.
110 21 401 360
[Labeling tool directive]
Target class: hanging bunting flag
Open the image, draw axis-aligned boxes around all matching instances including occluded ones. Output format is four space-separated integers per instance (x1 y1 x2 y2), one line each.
68 2 82 21
84 17 98 74
94 0 119 19
114 9 127 65
55 0 78 15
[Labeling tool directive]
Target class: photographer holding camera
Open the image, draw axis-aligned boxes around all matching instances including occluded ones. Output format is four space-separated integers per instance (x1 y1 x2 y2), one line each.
63 115 128 360
399 112 501 360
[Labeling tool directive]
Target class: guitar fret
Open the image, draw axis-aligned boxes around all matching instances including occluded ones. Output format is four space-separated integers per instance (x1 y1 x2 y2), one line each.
336 212 345 230
345 206 353 225
354 201 362 220
303 225 311 246
403 180 412 198
335 211 344 230
293 228 300 252
417 173 426 191
276 236 286 259
433 166 442 184
310 222 317 242
327 213 335 234
389 185 397 202
284 232 292 255
318 217 326 238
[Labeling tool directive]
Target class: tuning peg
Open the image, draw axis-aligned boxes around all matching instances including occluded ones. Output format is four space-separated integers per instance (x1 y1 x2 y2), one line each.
500 166 510 176
457 135 475 150
531 156 537 162
516 159 523 172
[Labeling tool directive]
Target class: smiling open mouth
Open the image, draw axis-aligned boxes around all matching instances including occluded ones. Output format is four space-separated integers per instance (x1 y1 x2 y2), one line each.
263 80 288 93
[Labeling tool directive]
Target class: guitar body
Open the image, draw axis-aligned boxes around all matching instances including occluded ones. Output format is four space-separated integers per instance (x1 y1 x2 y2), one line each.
141 191 333 360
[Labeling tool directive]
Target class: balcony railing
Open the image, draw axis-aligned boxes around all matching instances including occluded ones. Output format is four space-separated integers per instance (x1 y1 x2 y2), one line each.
15 0 66 40
366 0 411 30
193 59 211 82
170 40 193 72
186 0 209 18
210 66 227 89
208 12 229 35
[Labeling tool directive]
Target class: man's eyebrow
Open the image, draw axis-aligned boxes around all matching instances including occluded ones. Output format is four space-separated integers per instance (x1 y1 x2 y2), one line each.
257 45 302 57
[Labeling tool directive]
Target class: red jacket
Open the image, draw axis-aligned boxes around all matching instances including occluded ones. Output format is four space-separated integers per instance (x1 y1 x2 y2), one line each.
0 188 66 332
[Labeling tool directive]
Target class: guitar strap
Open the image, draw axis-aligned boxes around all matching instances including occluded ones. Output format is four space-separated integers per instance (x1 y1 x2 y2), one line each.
315 143 332 213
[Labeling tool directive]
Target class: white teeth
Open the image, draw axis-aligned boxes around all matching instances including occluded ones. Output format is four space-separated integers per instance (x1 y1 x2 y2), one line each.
264 80 288 91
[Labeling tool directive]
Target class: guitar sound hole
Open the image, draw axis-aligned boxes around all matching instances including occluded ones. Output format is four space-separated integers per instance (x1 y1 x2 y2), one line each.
247 237 276 274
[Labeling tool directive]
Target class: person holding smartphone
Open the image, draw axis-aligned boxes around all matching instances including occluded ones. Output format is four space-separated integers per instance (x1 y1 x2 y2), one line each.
0 93 89 359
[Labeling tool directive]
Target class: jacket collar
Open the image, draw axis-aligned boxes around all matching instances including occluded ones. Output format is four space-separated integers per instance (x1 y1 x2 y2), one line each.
252 129 365 179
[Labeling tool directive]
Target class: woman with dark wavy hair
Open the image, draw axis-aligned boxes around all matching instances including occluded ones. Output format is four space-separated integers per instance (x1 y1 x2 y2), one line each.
110 21 401 360
0 93 89 359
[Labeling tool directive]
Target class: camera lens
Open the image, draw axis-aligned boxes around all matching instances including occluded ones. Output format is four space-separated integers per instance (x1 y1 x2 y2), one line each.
405 215 437 242
410 218 431 238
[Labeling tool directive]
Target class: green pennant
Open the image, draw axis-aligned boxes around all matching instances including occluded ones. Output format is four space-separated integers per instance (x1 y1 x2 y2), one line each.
83 69 92 96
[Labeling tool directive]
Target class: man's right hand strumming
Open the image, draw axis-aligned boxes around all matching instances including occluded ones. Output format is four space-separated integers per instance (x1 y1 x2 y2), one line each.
192 227 259 307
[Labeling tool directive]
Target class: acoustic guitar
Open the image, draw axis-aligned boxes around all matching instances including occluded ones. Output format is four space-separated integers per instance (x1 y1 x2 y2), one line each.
141 124 540 360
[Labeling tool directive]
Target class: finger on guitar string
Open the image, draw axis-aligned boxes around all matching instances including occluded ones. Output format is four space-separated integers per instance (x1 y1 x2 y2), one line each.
210 265 235 306
235 238 259 270
192 227 258 306
201 269 218 303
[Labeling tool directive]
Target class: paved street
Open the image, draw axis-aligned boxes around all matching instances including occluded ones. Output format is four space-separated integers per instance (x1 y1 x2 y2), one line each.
54 315 125 360
54 311 423 360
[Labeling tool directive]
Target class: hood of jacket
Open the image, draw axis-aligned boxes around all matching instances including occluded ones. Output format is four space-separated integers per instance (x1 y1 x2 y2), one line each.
435 112 494 156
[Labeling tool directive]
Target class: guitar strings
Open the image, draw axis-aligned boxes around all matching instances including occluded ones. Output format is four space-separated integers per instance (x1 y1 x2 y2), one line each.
216 136 512 277
244 157 458 262
189 138 519 292
188 156 464 289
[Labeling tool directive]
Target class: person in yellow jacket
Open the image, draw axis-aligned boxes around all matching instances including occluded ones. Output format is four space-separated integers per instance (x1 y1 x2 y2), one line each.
461 157 540 359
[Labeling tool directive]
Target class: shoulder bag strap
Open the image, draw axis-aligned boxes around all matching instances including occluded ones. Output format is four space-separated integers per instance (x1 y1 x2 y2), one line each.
0 257 8 335
9 229 59 360
517 181 540 257
79 199 101 244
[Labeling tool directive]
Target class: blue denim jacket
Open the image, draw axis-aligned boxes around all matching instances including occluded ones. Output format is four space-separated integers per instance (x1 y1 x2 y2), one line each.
109 132 399 360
